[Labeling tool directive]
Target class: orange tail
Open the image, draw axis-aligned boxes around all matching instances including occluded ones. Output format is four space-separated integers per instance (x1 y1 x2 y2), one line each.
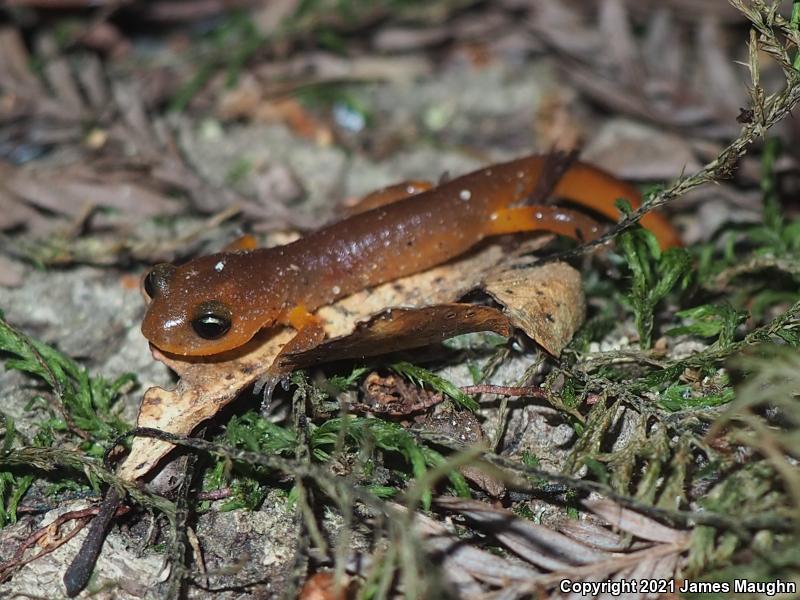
553 162 682 249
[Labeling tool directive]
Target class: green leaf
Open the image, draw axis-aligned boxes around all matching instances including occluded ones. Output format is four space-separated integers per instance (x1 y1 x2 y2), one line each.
224 413 298 455
658 384 735 412
327 366 370 393
667 304 748 347
0 317 131 443
617 225 692 348
583 458 609 484
422 447 471 498
0 416 34 526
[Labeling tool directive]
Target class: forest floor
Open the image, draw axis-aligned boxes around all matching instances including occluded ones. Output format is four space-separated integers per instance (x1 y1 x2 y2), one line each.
1 1 800 599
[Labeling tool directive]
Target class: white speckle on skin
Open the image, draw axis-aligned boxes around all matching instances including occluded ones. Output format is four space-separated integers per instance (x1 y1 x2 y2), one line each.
214 261 225 272
535 211 543 220
332 286 341 295
459 189 471 201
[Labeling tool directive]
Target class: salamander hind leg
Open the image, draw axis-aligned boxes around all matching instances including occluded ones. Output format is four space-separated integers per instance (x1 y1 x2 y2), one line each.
346 180 434 216
222 234 258 252
488 206 602 243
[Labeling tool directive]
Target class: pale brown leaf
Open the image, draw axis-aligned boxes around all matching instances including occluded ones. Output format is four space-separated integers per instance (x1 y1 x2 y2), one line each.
404 505 544 590
435 497 608 569
583 499 690 545
3 167 182 219
556 520 628 552
483 261 585 355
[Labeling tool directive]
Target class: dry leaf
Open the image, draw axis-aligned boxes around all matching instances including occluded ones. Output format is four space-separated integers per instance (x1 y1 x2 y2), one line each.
240 97 333 144
421 407 506 498
357 371 444 416
436 496 607 569
406 504 544 593
372 26 450 53
555 519 631 552
432 495 689 598
483 261 585 356
3 166 182 219
280 304 512 371
298 572 352 600
121 237 586 481
582 498 690 545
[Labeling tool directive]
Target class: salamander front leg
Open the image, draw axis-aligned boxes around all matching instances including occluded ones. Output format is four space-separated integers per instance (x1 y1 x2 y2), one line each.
259 306 327 413
280 306 327 363
274 305 327 366
488 205 602 243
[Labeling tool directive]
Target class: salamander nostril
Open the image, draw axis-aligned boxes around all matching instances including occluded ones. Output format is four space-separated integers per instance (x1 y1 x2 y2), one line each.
143 263 177 299
143 270 159 298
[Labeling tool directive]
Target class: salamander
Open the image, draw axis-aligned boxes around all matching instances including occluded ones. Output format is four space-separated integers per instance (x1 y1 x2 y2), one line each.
141 154 680 357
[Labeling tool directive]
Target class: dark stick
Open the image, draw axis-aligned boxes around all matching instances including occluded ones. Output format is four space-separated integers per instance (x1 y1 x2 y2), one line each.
63 487 122 597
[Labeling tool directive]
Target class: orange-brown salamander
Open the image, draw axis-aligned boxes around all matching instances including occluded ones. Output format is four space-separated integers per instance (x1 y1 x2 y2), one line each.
141 154 680 357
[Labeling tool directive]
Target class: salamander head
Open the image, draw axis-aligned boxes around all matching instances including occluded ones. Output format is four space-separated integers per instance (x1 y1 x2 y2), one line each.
140 255 274 356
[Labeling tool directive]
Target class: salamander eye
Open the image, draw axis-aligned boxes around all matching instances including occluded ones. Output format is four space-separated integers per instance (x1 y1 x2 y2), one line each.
191 301 232 340
144 264 176 299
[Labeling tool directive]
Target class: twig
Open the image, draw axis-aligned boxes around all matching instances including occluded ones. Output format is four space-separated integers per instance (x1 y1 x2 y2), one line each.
0 499 130 584
460 384 548 398
196 488 233 502
63 487 122 597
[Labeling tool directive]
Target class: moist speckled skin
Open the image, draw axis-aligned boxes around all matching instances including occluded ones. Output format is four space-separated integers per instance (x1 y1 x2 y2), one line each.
141 154 679 356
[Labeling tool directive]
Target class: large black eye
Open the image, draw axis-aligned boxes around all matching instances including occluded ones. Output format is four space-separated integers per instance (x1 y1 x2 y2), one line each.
191 301 232 340
144 264 176 299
